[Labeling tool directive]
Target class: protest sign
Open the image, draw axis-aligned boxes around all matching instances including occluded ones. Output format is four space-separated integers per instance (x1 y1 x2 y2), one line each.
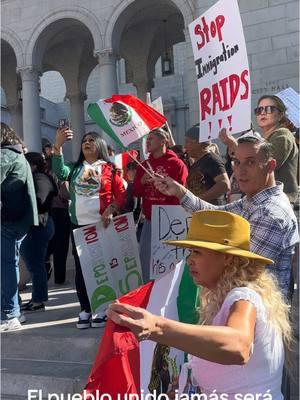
151 96 164 114
189 0 251 141
276 87 300 128
74 212 143 315
150 205 192 280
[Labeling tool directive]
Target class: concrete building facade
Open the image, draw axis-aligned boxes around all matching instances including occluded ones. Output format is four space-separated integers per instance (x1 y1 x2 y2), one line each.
1 0 299 160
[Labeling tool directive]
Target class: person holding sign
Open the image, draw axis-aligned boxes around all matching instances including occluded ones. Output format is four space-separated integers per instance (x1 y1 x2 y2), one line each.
52 129 127 329
133 128 188 282
255 95 298 204
154 135 298 300
108 210 292 398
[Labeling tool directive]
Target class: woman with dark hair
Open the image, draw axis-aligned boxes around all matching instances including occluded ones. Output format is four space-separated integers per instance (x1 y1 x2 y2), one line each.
20 152 57 312
254 95 298 203
52 129 127 329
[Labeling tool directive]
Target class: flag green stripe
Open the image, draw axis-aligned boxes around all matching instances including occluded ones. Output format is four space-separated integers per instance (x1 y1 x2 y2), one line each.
177 263 200 325
177 263 200 363
87 103 127 150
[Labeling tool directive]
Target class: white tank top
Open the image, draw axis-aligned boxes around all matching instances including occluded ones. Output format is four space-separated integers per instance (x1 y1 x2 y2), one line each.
179 287 284 400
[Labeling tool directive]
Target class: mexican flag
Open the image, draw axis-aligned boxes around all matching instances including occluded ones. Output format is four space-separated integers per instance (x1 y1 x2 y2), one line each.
112 148 138 172
88 95 167 150
83 262 199 399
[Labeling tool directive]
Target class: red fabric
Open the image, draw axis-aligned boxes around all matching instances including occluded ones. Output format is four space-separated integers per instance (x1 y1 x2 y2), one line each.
99 163 127 214
104 95 167 129
83 282 154 399
132 150 188 220
120 150 139 183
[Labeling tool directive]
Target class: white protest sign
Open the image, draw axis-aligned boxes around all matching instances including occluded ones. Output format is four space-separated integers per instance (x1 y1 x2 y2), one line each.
151 96 164 114
74 213 143 315
189 0 251 141
276 87 300 128
150 205 192 280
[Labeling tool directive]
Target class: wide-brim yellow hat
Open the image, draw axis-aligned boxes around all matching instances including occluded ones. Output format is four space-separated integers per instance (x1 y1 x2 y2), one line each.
164 210 274 265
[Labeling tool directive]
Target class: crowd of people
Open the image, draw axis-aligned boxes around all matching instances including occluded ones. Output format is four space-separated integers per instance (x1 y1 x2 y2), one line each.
1 93 299 397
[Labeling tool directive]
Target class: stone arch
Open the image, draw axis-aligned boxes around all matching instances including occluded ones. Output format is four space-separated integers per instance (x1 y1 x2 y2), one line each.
104 0 194 49
1 27 24 68
25 6 104 68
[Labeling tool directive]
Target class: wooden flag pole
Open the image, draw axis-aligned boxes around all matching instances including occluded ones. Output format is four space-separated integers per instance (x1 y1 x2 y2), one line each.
126 151 155 178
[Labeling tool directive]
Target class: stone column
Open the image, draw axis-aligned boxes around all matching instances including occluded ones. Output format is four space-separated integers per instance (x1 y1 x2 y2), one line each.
195 0 205 15
134 80 152 102
185 0 213 128
18 67 41 152
7 102 23 138
95 49 118 98
94 49 119 148
66 92 87 160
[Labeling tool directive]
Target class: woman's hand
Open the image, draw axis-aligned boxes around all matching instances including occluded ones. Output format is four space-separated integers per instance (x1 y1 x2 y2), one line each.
219 128 238 149
154 176 187 199
101 205 114 228
107 302 159 341
54 128 73 149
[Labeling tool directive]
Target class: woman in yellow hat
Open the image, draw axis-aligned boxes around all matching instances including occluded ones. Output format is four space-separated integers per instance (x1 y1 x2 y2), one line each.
108 210 292 398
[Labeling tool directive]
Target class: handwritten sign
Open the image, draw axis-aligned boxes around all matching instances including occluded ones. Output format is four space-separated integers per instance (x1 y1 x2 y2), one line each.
74 213 143 315
189 0 251 141
276 87 300 128
150 205 192 280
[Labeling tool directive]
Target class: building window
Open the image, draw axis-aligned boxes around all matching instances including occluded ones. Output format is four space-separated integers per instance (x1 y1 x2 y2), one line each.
161 47 174 76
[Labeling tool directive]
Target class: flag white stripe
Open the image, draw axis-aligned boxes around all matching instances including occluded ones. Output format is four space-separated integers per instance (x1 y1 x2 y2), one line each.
140 261 185 393
97 100 151 148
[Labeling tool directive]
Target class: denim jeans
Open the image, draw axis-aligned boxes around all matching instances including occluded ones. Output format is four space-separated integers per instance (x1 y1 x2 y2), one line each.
46 208 71 284
1 225 26 321
20 216 55 303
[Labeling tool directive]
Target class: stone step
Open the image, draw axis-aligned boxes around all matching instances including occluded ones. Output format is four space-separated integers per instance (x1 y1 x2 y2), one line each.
1 283 104 399
1 287 103 364
1 358 91 398
1 326 102 364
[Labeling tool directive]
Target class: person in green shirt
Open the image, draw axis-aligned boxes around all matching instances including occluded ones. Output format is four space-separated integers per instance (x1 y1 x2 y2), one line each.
1 123 38 331
254 95 298 204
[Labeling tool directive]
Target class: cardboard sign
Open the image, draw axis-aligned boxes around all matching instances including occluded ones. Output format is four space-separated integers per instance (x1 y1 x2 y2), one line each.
150 205 192 280
74 213 143 315
189 0 251 141
276 87 300 128
151 96 164 114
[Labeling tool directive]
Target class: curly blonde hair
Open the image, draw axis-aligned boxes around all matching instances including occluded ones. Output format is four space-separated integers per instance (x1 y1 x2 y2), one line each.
199 256 293 371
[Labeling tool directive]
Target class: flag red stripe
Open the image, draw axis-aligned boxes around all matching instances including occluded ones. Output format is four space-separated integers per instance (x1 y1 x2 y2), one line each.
104 95 167 130
84 282 154 398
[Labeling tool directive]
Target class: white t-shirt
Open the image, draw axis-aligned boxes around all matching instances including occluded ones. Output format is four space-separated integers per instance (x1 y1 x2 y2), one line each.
182 287 284 400
74 160 105 225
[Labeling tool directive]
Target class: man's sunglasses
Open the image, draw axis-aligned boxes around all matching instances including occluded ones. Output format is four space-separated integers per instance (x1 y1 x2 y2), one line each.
254 105 280 116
